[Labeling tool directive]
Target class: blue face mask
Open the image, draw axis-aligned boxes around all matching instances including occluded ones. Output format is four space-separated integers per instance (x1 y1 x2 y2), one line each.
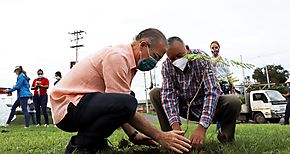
137 47 158 71
38 75 43 78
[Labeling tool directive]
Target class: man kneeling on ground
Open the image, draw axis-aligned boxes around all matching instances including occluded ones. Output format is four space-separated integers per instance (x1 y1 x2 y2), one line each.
149 36 241 150
50 29 191 154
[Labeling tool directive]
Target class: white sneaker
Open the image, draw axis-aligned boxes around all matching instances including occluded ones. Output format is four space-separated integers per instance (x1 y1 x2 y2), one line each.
36 124 40 127
44 124 49 127
3 124 9 127
24 126 28 129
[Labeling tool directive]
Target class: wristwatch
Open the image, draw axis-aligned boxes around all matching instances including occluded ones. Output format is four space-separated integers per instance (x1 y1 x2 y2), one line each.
200 121 210 129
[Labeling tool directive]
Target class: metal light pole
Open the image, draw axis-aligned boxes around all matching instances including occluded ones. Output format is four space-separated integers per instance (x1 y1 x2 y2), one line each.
143 72 149 113
240 55 247 99
153 67 157 87
265 65 270 88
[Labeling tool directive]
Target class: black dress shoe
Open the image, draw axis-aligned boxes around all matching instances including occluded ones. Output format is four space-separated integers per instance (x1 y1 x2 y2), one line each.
75 147 97 154
74 139 112 154
95 139 112 152
65 136 78 154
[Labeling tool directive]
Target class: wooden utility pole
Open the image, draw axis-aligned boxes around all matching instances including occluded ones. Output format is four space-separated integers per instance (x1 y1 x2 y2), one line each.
69 30 86 62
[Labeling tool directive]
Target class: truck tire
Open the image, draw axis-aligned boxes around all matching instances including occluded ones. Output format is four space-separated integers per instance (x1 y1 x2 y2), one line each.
254 113 266 124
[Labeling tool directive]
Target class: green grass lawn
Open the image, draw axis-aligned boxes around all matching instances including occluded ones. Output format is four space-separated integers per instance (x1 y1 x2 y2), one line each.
1 115 290 154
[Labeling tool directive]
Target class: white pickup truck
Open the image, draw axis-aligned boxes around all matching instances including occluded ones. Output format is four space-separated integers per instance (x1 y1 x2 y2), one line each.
239 90 287 123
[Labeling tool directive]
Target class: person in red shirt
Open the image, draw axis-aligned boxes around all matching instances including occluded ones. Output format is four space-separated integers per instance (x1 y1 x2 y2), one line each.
31 69 49 127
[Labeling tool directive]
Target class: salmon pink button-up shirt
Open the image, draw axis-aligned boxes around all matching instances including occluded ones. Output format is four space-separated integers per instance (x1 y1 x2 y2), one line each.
50 44 137 124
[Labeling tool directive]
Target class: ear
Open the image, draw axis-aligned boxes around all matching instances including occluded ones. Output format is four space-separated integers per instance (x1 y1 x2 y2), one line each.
140 41 148 47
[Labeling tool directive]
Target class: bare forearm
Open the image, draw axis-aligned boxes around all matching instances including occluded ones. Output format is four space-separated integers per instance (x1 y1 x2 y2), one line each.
122 123 137 136
40 85 49 89
128 112 162 142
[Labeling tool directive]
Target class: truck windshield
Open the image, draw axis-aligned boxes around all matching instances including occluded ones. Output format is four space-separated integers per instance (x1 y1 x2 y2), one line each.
265 91 286 102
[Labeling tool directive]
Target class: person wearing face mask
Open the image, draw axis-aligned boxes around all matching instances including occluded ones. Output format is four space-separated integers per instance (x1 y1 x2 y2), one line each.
149 36 241 150
282 79 290 125
50 28 191 154
210 41 234 94
2 66 32 128
54 71 62 85
31 69 50 127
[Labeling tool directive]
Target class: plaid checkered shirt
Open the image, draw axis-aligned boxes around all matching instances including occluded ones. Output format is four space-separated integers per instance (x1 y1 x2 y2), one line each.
161 49 222 128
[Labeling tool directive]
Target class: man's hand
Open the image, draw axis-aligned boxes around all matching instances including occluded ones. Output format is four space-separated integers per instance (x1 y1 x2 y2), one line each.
130 133 157 146
36 81 42 87
189 124 206 150
157 130 191 154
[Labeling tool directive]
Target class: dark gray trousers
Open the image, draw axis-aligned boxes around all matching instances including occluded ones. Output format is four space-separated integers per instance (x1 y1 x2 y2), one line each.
149 87 241 142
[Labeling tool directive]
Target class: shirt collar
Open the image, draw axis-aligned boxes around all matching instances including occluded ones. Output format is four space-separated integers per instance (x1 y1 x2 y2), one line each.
125 44 137 69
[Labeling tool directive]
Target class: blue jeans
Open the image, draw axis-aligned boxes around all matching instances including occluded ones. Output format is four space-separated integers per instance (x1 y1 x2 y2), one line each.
6 97 30 127
33 94 49 125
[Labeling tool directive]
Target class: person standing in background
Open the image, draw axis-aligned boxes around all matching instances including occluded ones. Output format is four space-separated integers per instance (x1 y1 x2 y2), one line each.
210 41 234 94
31 69 49 127
282 79 290 125
3 66 32 128
54 71 62 85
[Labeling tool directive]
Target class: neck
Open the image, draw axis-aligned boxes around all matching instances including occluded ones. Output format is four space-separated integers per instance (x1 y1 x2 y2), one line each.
131 42 141 65
213 54 219 58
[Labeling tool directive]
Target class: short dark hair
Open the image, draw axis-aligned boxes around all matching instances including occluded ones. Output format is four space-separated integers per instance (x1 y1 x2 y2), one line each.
185 45 190 50
55 71 62 78
134 28 167 47
167 36 184 47
37 69 43 73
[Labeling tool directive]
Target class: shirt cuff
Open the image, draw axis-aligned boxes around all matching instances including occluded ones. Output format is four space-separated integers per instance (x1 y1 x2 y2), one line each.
199 115 212 129
168 115 181 126
7 89 13 93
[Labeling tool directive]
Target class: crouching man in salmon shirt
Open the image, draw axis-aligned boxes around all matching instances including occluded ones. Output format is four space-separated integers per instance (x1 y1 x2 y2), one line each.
50 28 191 154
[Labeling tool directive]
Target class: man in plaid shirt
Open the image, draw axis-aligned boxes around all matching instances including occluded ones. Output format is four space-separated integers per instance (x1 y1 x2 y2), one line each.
149 36 241 149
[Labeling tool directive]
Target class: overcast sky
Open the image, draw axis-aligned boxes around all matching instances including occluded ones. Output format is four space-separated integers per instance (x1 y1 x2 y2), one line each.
1 0 290 101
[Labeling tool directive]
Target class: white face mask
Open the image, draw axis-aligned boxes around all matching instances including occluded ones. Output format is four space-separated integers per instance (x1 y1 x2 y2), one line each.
55 76 61 80
172 57 188 71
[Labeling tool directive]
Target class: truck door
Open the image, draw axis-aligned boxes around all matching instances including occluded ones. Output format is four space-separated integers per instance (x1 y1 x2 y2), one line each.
251 93 271 111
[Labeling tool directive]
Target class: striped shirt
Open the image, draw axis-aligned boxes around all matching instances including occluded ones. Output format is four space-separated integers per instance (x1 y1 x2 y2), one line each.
161 49 222 127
